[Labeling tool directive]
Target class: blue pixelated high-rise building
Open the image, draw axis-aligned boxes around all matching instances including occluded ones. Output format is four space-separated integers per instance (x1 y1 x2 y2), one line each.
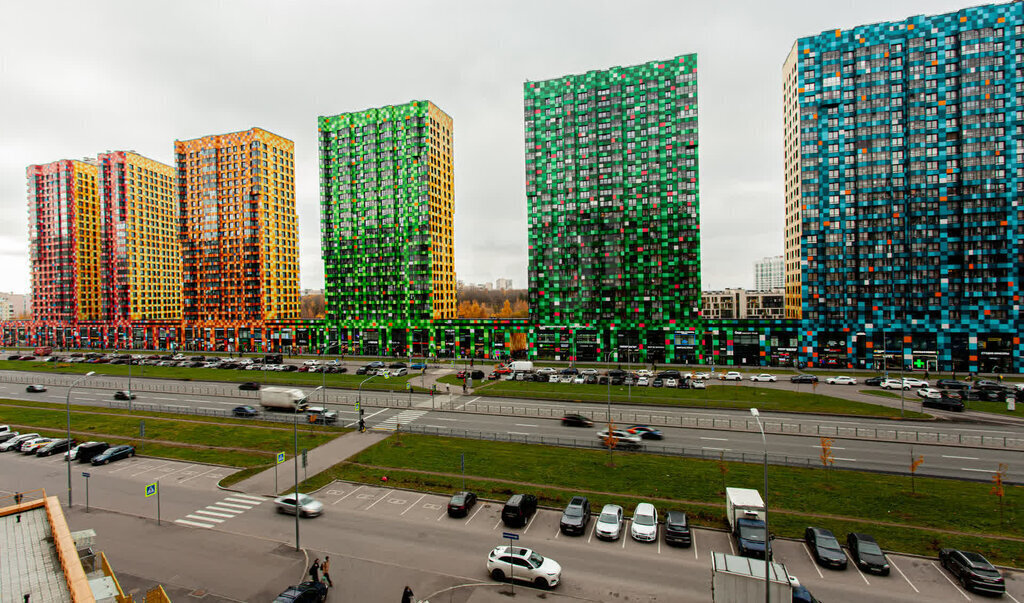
784 2 1023 373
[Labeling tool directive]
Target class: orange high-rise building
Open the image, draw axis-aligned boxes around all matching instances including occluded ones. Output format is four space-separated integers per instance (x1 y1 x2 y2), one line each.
175 128 299 322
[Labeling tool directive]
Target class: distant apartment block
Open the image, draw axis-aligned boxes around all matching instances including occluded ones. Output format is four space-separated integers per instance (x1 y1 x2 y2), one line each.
0 292 31 320
495 278 513 290
754 255 784 290
176 127 300 323
702 288 784 320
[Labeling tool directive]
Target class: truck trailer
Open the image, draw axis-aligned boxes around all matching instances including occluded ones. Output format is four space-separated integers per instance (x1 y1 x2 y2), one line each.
725 487 767 558
711 552 792 603
260 387 309 412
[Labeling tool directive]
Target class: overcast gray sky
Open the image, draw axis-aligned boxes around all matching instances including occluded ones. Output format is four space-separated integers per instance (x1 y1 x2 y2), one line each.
0 0 984 295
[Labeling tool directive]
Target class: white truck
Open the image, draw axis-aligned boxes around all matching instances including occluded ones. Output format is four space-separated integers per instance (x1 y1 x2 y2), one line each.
726 487 767 558
260 387 309 412
711 552 792 603
508 360 534 372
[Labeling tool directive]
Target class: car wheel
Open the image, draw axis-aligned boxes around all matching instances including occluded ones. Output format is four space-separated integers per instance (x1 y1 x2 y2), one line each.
491 568 505 581
534 577 549 589
104 459 110 465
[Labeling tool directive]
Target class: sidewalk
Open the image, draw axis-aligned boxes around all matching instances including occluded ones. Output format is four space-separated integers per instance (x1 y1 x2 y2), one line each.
232 430 391 496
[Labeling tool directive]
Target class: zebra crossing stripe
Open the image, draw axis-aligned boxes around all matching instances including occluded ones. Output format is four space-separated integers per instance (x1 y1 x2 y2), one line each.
175 519 214 528
186 514 223 523
206 505 242 515
229 493 265 502
194 509 234 519
213 501 253 510
224 496 262 506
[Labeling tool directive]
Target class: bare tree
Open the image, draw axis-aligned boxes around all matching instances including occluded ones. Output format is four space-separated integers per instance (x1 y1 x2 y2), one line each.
909 447 924 494
819 436 835 480
991 463 1008 525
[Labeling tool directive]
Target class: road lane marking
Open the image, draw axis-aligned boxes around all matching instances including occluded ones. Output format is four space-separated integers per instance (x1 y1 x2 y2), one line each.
515 424 538 427
153 397 177 401
435 418 459 421
401 494 427 516
803 544 824 579
931 561 971 600
845 550 870 585
832 457 857 462
702 447 731 451
507 432 530 436
700 437 729 441
194 509 235 519
962 468 996 473
332 485 362 505
454 396 480 410
174 519 214 528
888 557 918 593
942 455 978 460
345 408 387 428
465 504 484 526
423 425 449 429
365 490 391 510
186 514 222 523
809 445 845 450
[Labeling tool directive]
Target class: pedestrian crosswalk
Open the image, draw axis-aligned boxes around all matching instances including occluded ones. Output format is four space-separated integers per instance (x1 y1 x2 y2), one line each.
374 409 428 431
174 493 265 529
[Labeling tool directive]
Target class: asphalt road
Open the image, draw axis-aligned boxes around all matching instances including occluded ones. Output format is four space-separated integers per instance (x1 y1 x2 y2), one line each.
3 372 1024 483
2 452 1022 602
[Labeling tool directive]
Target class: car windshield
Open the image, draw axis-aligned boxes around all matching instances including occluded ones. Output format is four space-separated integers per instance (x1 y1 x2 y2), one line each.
634 513 656 526
599 512 619 524
819 534 842 550
296 494 315 505
858 540 883 556
451 495 465 504
738 524 765 542
528 552 544 567
564 506 582 517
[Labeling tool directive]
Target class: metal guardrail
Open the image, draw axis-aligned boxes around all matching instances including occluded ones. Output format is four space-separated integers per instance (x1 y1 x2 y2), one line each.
4 372 1023 450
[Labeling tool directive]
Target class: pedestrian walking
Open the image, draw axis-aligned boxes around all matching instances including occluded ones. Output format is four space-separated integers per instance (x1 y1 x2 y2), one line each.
402 585 414 603
358 417 366 432
309 558 320 583
321 556 334 587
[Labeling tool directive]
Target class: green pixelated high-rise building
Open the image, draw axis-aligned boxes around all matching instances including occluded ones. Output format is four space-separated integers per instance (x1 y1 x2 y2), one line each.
524 55 701 363
319 101 456 356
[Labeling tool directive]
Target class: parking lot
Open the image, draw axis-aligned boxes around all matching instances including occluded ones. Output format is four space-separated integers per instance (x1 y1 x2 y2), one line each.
307 480 1023 602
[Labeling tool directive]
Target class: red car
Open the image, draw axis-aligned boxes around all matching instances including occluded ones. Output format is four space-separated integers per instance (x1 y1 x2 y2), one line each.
493 367 512 375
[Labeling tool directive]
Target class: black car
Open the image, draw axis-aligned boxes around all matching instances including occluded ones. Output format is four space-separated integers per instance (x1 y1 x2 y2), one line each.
113 390 136 400
272 581 328 603
501 493 538 527
922 395 965 412
559 496 591 535
598 376 609 385
91 444 135 465
792 585 822 603
607 369 627 378
939 548 1005 595
791 374 819 384
977 387 1007 402
656 370 681 380
26 384 47 393
805 527 847 569
560 367 579 375
238 382 261 391
232 405 259 417
37 438 75 457
864 376 884 386
355 366 369 375
611 377 625 385
847 533 890 575
651 378 664 387
584 375 598 384
561 413 594 427
447 491 477 517
936 379 970 390
388 362 407 369
74 442 110 463
663 510 692 547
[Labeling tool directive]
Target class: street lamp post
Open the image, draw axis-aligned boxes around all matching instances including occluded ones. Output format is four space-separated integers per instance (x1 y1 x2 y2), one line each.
67 371 96 507
750 408 770 603
294 385 323 551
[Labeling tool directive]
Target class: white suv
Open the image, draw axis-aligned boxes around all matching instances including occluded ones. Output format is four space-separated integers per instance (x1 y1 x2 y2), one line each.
630 503 658 542
720 371 743 381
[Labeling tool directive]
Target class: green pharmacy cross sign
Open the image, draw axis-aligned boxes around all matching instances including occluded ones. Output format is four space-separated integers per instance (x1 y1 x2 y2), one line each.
914 359 925 369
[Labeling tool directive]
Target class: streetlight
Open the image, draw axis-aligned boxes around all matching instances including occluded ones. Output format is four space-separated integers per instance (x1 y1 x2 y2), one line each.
67 371 95 507
293 385 324 551
750 408 770 603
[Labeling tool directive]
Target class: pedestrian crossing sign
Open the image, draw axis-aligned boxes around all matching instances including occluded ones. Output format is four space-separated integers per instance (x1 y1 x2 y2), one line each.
276 452 286 464
145 482 157 498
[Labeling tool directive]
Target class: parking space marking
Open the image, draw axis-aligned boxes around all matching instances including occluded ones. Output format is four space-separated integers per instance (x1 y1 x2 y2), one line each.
332 486 363 505
692 532 698 560
657 538 661 555
553 527 561 539
887 557 918 593
802 544 824 579
149 463 196 480
931 561 971 600
401 494 426 516
587 522 596 544
387 498 408 506
1005 592 1021 603
493 517 503 530
177 466 218 483
465 505 484 526
437 508 448 522
522 513 538 534
130 461 172 478
728 538 735 556
365 489 391 511
845 550 870 585
423 503 442 510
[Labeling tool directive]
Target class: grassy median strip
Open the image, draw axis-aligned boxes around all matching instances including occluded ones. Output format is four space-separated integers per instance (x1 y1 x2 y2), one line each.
480 380 930 418
0 399 340 467
298 434 1021 566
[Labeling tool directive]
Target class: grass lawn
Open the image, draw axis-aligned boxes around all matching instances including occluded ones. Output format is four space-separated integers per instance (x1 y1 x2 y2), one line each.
480 380 930 418
0 360 424 392
300 434 1022 565
0 399 339 466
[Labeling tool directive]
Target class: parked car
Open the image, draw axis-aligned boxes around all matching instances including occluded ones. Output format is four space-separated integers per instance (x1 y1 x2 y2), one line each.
1 433 39 452
720 371 743 381
626 425 664 440
826 376 857 385
902 377 929 388
694 372 711 380
651 378 664 388
663 510 692 547
559 496 591 536
936 379 970 390
37 438 75 457
447 491 478 517
561 414 593 427
232 405 259 418
922 395 966 412
916 388 943 399
664 378 678 388
238 382 261 391
595 429 644 450
864 376 884 386
805 527 848 569
636 377 649 386
595 504 624 540
630 503 658 542
0 431 20 444
572 375 586 384
21 437 55 454
750 374 777 382
847 533 890 575
304 407 338 425
536 367 557 375
939 548 1005 595
274 493 324 517
91 444 135 465
691 379 706 389
26 384 47 393
272 581 327 603
113 390 136 400
486 545 561 588
790 374 818 384
66 441 107 462
410 362 426 370
880 378 910 390
501 494 538 528
580 368 598 376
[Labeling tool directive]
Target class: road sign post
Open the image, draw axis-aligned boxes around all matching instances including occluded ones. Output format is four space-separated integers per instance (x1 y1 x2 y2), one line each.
275 451 285 493
461 453 466 490
145 481 159 525
82 472 91 512
502 531 519 593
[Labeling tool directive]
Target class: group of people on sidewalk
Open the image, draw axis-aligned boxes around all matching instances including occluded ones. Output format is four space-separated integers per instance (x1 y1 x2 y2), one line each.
308 558 414 602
